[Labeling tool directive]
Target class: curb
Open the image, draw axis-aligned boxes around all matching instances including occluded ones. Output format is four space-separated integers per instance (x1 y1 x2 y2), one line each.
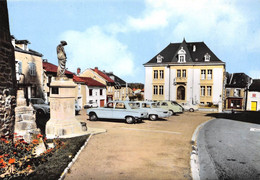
59 129 107 180
190 119 214 180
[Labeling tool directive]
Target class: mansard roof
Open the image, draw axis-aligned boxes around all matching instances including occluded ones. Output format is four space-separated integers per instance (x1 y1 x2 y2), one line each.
249 79 260 91
226 73 252 88
144 39 224 66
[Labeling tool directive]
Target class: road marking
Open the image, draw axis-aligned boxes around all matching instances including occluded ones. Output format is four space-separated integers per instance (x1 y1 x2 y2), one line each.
121 127 181 134
250 128 260 132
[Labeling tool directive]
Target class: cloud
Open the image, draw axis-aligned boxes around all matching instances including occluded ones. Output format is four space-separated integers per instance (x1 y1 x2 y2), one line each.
60 26 135 78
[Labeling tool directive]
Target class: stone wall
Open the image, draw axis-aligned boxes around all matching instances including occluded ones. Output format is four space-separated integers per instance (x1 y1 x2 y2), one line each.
0 0 17 136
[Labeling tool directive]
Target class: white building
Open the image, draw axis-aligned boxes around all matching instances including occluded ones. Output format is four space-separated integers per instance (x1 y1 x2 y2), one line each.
246 79 260 111
144 39 225 106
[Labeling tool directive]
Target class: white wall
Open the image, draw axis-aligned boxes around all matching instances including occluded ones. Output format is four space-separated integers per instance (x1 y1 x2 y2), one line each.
169 69 176 101
144 67 153 100
247 91 260 111
164 67 170 100
187 68 200 104
212 68 223 104
86 86 106 107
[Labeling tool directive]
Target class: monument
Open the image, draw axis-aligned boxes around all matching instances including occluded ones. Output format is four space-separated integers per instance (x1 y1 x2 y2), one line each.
46 41 84 138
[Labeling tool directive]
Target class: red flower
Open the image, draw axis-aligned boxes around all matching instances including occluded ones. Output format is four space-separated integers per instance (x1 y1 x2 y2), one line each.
0 159 4 163
5 140 9 144
8 158 15 164
32 139 39 145
13 133 17 135
13 152 17 155
1 138 5 141
4 154 9 157
0 156 3 158
37 134 43 138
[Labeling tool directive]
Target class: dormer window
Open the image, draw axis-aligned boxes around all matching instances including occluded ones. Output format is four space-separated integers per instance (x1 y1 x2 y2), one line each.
177 47 186 63
204 53 211 62
157 54 163 63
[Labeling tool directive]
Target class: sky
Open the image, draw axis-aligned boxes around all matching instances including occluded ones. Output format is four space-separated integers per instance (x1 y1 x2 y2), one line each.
7 0 260 83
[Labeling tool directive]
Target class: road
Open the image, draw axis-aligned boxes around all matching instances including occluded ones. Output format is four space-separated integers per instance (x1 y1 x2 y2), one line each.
197 118 260 180
64 111 212 180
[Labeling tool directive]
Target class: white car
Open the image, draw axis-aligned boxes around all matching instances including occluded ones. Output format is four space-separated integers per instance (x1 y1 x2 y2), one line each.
135 101 170 120
181 103 198 112
87 101 148 124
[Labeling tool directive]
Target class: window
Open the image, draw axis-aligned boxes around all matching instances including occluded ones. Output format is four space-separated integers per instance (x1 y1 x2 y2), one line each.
52 87 59 94
201 86 205 96
157 54 163 63
154 70 158 79
234 89 241 97
226 89 230 97
159 70 164 79
201 70 206 80
115 102 126 109
159 85 164 95
177 70 181 77
182 70 186 78
161 102 168 106
100 89 103 96
29 62 36 76
153 85 158 95
207 70 212 80
177 47 186 63
16 60 22 74
89 89 93 96
207 86 212 96
204 53 211 61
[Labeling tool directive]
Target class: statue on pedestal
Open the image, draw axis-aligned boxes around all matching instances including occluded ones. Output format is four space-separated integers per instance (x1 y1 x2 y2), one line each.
57 41 67 77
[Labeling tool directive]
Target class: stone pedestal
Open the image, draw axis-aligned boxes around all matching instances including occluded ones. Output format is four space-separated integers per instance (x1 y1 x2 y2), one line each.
46 77 83 138
14 90 41 143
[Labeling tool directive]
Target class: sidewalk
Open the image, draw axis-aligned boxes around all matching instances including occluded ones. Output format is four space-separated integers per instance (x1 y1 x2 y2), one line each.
65 111 213 180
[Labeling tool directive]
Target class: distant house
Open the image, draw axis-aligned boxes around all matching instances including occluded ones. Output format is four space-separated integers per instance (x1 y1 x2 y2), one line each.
246 79 260 111
225 73 252 110
12 36 44 100
104 71 133 101
78 67 115 102
42 60 74 103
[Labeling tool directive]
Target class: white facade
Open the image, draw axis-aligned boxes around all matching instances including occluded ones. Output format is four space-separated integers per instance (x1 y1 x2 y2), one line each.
144 67 153 100
86 86 106 107
247 91 260 111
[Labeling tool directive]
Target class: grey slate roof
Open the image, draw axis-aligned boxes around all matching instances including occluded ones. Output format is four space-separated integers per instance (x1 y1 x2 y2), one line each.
249 79 260 91
144 39 224 65
14 46 43 57
226 73 252 88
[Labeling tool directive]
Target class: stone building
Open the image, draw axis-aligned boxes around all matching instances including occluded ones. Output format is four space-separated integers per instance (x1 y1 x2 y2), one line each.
0 0 17 136
225 72 252 110
12 37 44 101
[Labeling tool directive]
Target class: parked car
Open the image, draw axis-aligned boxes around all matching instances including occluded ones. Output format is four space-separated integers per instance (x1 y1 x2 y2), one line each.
156 101 184 115
29 98 50 117
84 101 98 109
180 103 198 112
135 101 170 120
86 101 148 124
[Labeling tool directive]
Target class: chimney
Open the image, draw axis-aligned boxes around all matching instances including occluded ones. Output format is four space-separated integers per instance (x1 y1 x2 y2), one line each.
193 45 196 52
94 67 98 73
77 67 81 75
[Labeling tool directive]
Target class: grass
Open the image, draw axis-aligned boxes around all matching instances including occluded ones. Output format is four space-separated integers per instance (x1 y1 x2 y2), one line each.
11 134 90 180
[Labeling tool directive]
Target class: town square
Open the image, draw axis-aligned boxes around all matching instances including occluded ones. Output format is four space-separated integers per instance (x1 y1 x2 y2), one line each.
0 0 260 179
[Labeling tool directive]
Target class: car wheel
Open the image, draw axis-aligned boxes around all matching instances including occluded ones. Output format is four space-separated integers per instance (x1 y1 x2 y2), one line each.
89 113 98 121
36 109 45 117
149 114 157 121
189 108 194 112
125 116 135 124
169 110 174 116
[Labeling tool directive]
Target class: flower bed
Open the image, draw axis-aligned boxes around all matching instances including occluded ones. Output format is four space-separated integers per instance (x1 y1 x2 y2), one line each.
0 134 90 180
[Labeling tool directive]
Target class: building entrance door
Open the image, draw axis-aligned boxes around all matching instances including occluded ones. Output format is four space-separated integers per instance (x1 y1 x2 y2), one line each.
251 101 257 111
100 99 105 107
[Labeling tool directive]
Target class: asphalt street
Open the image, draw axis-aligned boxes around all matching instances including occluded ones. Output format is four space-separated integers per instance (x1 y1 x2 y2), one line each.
197 118 260 180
